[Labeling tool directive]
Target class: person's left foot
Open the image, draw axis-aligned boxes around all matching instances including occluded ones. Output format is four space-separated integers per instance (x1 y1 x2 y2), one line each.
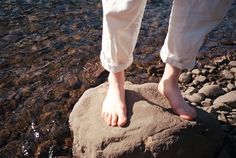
158 64 197 120
158 79 197 120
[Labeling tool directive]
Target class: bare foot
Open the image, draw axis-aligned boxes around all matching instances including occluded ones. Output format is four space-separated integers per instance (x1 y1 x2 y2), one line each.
101 71 127 127
158 64 197 120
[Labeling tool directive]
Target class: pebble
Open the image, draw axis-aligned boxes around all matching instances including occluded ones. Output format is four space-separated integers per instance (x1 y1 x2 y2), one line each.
214 57 227 65
213 91 236 108
230 67 236 73
198 85 225 99
201 98 212 107
195 75 207 83
201 69 208 75
209 68 216 73
221 70 234 80
211 104 232 112
222 87 229 92
217 113 228 123
179 72 192 84
64 74 82 89
227 83 235 91
184 93 205 105
192 80 199 86
191 69 201 75
229 61 236 67
184 86 197 95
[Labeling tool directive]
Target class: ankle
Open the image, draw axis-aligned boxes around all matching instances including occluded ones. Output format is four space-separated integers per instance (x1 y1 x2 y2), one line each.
108 71 125 86
161 64 181 84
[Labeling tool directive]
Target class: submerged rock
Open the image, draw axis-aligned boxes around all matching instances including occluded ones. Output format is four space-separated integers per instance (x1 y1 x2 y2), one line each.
69 82 225 158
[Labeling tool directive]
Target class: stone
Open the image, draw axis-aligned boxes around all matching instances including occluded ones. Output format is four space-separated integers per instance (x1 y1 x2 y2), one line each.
195 75 207 83
213 91 236 108
230 67 236 73
201 98 212 107
221 70 234 80
209 68 216 74
201 69 208 75
184 93 205 105
193 80 199 86
184 86 197 95
198 85 225 99
69 82 225 158
192 69 201 75
201 106 217 115
179 72 192 83
227 83 235 91
214 58 227 65
211 104 232 112
229 61 236 67
217 113 228 123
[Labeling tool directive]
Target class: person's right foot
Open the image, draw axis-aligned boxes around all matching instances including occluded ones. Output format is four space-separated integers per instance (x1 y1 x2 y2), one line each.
101 71 127 127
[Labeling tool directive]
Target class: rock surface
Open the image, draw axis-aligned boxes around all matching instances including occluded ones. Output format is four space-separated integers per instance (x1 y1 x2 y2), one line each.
69 82 225 158
213 91 236 108
198 85 225 99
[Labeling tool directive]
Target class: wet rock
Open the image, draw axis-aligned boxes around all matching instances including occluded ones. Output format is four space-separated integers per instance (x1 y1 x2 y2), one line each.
69 82 225 158
198 85 225 99
179 72 192 83
213 91 236 108
221 70 234 80
64 74 82 89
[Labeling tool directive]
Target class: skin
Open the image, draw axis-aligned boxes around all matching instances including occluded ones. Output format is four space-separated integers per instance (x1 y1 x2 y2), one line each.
101 64 197 127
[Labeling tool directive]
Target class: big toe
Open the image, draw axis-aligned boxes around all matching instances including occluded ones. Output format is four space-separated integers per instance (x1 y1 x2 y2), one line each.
117 113 127 127
180 107 197 121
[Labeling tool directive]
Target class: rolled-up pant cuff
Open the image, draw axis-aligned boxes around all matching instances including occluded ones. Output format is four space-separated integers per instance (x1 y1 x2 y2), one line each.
160 49 196 70
100 52 133 73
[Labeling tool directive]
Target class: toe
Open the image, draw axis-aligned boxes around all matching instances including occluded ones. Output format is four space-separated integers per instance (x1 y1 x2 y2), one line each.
106 113 112 126
179 107 197 121
101 111 105 118
111 113 118 127
117 113 127 127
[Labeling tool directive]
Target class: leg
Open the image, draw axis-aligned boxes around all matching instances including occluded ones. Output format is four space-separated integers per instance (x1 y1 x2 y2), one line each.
101 0 147 126
159 0 233 120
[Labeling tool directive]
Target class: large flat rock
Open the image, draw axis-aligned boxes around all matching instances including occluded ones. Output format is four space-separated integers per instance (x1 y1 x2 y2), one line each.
69 82 225 158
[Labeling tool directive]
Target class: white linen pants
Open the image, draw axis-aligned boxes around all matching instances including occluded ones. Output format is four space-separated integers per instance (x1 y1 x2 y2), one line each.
100 0 233 72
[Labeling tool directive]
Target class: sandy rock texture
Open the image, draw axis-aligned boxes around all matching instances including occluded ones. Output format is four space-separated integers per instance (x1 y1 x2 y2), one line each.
69 82 225 158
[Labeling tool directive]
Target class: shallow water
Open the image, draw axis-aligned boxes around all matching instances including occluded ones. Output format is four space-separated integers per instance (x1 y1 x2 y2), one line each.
0 0 235 157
